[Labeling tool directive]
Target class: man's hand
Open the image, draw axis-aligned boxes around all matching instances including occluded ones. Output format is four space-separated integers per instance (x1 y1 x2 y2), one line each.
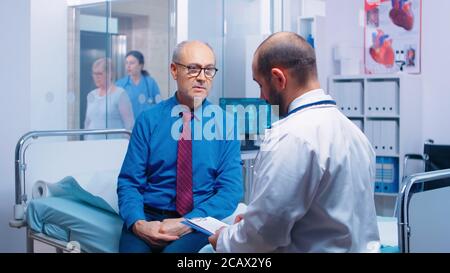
132 220 179 247
160 218 192 237
208 226 226 251
234 214 244 224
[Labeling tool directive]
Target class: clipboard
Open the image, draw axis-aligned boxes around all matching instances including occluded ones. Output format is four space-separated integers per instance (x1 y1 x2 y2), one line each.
181 217 229 236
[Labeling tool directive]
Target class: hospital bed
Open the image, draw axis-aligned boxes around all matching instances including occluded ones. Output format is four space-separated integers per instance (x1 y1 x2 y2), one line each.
366 168 450 253
9 129 131 253
397 168 450 252
9 129 245 253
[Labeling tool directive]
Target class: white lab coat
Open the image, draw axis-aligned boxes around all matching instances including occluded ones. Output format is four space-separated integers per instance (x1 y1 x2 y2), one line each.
217 89 380 253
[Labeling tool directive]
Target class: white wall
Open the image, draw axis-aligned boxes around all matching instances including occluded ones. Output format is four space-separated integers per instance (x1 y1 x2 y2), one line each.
187 0 224 104
325 0 450 144
30 0 68 130
0 0 31 252
223 0 272 99
421 1 450 143
325 0 364 79
0 0 68 252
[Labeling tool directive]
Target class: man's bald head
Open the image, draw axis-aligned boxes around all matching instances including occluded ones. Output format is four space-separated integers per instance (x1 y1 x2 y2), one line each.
172 40 215 64
254 32 318 87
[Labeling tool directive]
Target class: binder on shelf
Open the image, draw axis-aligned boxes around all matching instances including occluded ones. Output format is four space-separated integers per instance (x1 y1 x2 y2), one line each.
340 83 350 115
365 120 374 150
368 120 382 152
331 81 364 116
350 118 363 131
378 120 398 154
375 157 399 193
375 157 384 193
376 120 382 152
387 120 398 153
367 80 399 115
329 74 422 216
385 80 399 115
366 81 376 115
367 119 398 155
350 81 363 116
380 120 388 153
330 82 342 111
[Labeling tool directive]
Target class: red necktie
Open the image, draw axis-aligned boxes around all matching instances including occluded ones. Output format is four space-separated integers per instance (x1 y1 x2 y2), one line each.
176 111 193 215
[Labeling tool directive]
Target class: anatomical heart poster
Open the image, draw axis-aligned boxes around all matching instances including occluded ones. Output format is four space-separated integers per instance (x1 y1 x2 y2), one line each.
364 0 421 74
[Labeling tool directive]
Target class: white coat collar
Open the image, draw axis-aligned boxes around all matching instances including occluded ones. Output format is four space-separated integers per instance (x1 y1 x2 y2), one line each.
288 89 332 113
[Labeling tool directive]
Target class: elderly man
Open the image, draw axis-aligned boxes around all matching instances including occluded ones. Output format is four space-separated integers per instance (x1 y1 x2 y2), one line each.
118 41 243 253
209 32 380 253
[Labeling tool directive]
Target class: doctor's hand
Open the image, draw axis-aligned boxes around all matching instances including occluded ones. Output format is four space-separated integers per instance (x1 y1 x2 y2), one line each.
234 214 244 224
208 226 226 251
132 220 179 247
160 218 192 237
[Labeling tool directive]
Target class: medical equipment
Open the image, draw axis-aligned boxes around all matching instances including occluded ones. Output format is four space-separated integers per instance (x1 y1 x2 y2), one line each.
219 98 276 151
397 168 450 252
9 129 131 253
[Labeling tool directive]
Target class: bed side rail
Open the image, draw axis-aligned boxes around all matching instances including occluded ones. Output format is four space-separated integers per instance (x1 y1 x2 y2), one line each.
397 168 450 252
9 129 131 228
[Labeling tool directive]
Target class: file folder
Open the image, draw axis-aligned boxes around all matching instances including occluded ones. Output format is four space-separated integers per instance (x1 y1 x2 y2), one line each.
375 157 399 193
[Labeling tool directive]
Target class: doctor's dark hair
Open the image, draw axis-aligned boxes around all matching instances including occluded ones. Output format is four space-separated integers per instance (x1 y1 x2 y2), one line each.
255 32 318 87
126 50 150 77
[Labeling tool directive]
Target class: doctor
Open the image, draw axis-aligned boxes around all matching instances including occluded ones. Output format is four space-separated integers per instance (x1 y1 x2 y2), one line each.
116 50 161 120
209 32 380 252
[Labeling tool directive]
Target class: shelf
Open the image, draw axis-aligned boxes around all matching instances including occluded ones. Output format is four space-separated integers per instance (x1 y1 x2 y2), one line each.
330 75 365 81
297 17 315 48
375 192 398 197
330 74 416 81
329 74 422 217
366 115 400 119
376 154 399 158
373 150 399 157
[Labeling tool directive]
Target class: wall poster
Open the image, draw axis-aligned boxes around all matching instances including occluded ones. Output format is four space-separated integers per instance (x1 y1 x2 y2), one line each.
364 0 421 74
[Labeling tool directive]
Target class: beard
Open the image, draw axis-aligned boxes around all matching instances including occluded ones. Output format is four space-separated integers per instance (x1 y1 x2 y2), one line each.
267 82 285 117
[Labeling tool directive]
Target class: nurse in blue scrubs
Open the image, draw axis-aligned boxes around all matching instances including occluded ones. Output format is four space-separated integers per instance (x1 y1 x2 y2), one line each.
116 50 161 119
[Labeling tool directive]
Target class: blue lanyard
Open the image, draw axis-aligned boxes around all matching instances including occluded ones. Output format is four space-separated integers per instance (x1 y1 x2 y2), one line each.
287 100 336 117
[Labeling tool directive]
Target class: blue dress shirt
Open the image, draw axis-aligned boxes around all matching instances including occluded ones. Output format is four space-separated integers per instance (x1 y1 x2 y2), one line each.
116 75 161 119
117 94 243 229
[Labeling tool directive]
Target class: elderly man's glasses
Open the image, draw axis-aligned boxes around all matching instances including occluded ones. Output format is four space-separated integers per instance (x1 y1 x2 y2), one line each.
174 62 218 78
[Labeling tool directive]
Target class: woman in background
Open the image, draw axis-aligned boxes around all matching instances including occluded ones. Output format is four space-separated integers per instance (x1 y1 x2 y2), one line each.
116 50 161 119
84 58 134 139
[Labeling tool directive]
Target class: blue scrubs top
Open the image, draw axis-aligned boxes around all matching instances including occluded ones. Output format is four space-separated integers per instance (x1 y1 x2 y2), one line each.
116 75 161 119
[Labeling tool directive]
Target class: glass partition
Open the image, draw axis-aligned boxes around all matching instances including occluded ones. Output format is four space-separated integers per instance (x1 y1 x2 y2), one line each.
223 0 274 99
183 0 276 104
66 0 326 133
68 0 173 136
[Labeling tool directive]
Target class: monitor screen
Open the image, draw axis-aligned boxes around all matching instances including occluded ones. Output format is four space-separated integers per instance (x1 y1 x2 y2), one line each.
219 98 276 149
